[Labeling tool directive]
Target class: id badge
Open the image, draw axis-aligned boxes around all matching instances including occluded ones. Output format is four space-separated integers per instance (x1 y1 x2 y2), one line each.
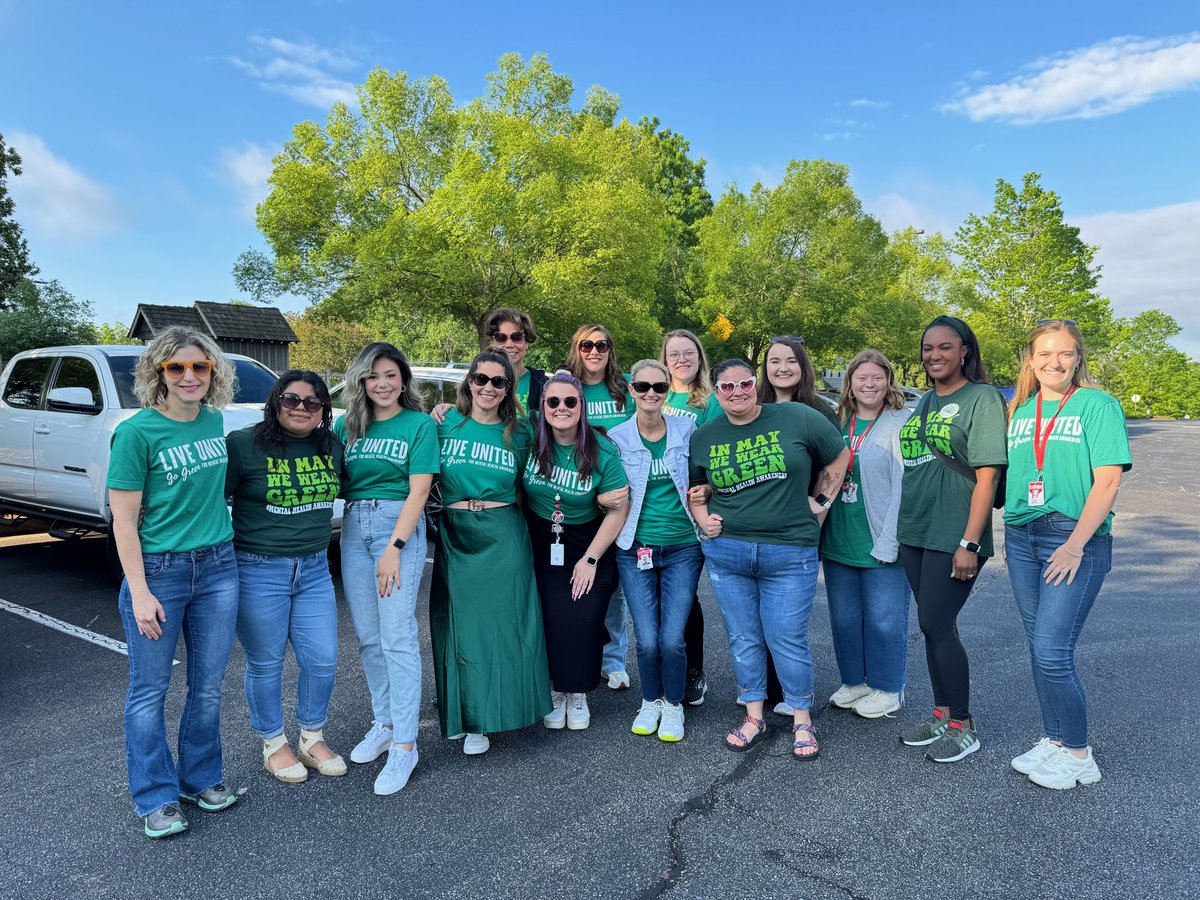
636 547 653 571
1027 480 1046 507
550 543 565 566
841 481 858 504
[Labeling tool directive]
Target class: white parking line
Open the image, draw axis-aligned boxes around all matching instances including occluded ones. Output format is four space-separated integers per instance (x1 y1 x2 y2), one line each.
0 598 180 665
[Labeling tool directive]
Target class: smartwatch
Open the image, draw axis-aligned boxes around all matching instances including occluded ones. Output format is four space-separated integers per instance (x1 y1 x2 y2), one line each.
814 493 834 510
584 555 599 567
393 537 407 551
959 539 981 554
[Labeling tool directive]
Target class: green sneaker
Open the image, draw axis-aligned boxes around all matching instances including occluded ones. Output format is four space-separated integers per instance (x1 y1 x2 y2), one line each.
179 783 239 812
924 719 980 763
900 708 949 746
143 803 188 839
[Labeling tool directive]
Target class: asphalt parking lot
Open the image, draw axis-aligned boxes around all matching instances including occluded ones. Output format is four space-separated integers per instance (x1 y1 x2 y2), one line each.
1 420 1197 900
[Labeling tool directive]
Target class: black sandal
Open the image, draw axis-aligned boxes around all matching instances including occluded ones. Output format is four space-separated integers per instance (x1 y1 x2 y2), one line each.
726 715 768 752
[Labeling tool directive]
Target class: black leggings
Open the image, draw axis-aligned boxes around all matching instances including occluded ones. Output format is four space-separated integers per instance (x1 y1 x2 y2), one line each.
684 597 705 673
899 545 988 721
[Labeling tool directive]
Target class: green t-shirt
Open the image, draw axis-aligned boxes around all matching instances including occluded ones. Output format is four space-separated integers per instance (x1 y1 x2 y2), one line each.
665 390 723 425
225 427 344 557
897 381 1008 556
516 370 533 412
820 416 894 568
688 403 846 547
333 408 440 501
523 435 628 524
582 380 634 432
437 410 532 504
1004 387 1131 534
107 406 233 554
634 433 698 546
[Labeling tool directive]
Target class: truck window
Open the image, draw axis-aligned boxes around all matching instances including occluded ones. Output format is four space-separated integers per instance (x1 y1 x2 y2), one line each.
47 357 104 413
2 357 54 409
107 354 279 408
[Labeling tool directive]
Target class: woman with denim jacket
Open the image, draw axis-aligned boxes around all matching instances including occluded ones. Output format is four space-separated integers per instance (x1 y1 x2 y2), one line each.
609 359 709 742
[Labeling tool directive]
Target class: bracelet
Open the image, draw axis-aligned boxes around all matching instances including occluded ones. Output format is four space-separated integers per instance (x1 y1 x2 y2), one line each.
1062 545 1084 558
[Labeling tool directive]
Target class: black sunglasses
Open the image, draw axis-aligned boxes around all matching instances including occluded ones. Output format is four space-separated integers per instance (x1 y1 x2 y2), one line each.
630 381 669 395
469 373 510 389
1036 318 1078 326
544 395 579 409
279 392 324 413
491 330 527 344
578 339 612 353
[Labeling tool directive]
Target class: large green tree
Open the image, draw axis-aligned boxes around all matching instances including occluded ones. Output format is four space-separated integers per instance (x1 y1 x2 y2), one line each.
0 133 39 311
0 280 94 365
1094 309 1197 418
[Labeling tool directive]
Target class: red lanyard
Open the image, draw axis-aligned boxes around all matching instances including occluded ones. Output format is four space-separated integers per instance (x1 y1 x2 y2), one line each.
1032 386 1076 474
846 415 878 475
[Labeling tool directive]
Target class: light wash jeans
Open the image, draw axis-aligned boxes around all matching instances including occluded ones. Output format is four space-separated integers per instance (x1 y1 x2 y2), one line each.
235 549 337 739
117 541 239 817
822 559 911 694
702 537 819 710
601 587 630 675
341 499 426 744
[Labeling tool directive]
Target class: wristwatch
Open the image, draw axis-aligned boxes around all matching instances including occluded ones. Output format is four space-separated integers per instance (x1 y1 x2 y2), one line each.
814 493 834 510
392 537 407 550
583 555 599 567
959 539 981 554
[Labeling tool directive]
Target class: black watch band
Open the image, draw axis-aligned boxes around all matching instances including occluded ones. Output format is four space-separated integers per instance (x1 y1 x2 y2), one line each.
393 537 407 550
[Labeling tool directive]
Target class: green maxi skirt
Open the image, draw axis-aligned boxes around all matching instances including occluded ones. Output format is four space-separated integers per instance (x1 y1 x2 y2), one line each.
430 504 552 737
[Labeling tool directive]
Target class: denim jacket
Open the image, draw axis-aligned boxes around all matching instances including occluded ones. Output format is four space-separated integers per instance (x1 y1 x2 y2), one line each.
609 414 701 550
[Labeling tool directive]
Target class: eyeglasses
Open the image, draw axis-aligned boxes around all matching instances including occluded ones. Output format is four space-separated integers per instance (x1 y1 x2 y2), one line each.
469 373 510 389
544 395 579 409
491 330 527 345
665 350 698 361
630 381 669 395
160 359 213 378
279 392 325 413
578 339 612 353
715 377 757 396
1036 318 1078 327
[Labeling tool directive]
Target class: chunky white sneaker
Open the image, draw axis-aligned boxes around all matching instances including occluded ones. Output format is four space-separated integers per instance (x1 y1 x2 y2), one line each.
658 702 685 742
852 689 901 719
543 691 567 730
773 701 796 717
606 670 631 690
462 733 490 755
350 721 394 764
566 693 591 730
1011 737 1060 775
373 745 418 795
1028 746 1102 790
631 699 663 735
829 683 871 708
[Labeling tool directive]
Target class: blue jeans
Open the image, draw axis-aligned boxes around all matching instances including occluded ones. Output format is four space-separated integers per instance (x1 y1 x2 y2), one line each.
117 541 238 817
341 499 426 744
702 537 819 710
235 550 337 739
601 586 630 675
615 542 704 704
1006 513 1112 749
822 560 911 694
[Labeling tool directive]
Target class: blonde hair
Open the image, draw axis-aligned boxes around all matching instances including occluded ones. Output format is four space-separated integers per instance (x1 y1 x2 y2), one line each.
659 329 713 411
134 327 235 409
342 343 423 445
630 358 669 382
836 349 906 425
1008 320 1094 419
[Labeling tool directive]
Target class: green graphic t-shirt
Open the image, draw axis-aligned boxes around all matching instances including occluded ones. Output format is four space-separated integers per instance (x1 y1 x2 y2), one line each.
516 370 533 411
820 417 895 569
665 390 723 425
896 381 1008 555
688 403 846 547
1004 388 1131 534
582 380 634 432
437 410 532 504
225 427 344 556
523 434 628 524
333 408 440 501
107 406 233 553
633 433 697 547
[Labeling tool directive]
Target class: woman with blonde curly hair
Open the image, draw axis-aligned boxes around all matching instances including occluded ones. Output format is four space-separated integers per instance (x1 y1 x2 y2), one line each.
108 326 241 838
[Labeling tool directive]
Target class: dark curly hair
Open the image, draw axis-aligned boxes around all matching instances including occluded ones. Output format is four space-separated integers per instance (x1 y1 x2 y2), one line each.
252 370 335 457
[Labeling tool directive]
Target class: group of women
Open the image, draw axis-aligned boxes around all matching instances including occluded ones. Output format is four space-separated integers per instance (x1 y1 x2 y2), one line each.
109 310 1129 836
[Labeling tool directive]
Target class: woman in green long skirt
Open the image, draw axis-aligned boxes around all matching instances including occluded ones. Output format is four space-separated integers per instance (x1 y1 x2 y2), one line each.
430 350 552 755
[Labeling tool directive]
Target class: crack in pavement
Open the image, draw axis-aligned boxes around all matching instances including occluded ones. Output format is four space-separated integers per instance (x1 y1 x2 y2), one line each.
760 847 872 900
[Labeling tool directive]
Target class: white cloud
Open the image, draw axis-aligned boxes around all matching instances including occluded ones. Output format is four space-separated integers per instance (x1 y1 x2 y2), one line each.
6 131 125 242
944 34 1200 124
1077 199 1200 357
232 35 359 108
864 175 988 238
817 131 853 142
848 98 888 109
217 142 275 219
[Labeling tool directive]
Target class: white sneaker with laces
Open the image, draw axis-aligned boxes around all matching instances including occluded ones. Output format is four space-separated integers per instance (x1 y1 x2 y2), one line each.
350 721 394 764
658 702 685 742
373 745 417 795
1028 745 1102 790
1011 737 1060 775
566 693 591 730
463 733 490 755
606 670 631 690
773 701 796 717
543 691 567 730
852 689 901 719
829 683 870 708
631 699 662 735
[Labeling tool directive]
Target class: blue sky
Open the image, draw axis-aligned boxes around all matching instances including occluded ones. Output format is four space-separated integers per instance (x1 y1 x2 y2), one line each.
3 1 1198 355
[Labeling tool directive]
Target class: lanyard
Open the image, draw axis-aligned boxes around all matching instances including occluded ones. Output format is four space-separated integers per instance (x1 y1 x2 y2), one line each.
846 415 878 476
1032 386 1076 474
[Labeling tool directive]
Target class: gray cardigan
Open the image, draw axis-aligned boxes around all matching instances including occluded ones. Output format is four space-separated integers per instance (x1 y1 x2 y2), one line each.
852 406 907 564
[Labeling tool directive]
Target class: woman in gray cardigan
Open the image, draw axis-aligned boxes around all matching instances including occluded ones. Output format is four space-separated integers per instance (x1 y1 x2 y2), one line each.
820 349 912 719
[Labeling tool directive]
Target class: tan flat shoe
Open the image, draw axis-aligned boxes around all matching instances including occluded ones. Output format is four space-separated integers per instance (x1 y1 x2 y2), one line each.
298 728 347 777
263 733 307 783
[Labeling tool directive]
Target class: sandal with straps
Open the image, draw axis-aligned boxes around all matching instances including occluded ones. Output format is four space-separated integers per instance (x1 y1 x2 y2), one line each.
726 715 768 752
792 721 820 760
263 733 307 783
298 728 348 777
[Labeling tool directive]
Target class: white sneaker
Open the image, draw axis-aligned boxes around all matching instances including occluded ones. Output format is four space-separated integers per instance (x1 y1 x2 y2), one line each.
350 721 394 764
446 733 466 741
829 683 870 708
658 702 685 743
631 699 663 735
606 670 631 690
463 733 490 755
852 689 901 719
373 745 417 795
543 691 567 730
1011 737 1060 775
566 693 591 730
1028 746 1102 790
773 701 796 717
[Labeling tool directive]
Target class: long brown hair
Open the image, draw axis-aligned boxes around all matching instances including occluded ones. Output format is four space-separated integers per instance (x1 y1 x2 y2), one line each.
564 323 627 411
659 329 713 411
757 336 820 410
1007 319 1094 419
453 351 521 447
836 349 906 425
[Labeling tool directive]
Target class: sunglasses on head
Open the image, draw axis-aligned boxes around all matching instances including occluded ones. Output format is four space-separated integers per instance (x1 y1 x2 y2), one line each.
469 373 510 389
771 335 805 346
279 392 324 413
544 395 579 409
578 339 612 353
160 359 213 378
1036 318 1078 327
715 377 757 396
630 381 669 395
491 330 527 344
